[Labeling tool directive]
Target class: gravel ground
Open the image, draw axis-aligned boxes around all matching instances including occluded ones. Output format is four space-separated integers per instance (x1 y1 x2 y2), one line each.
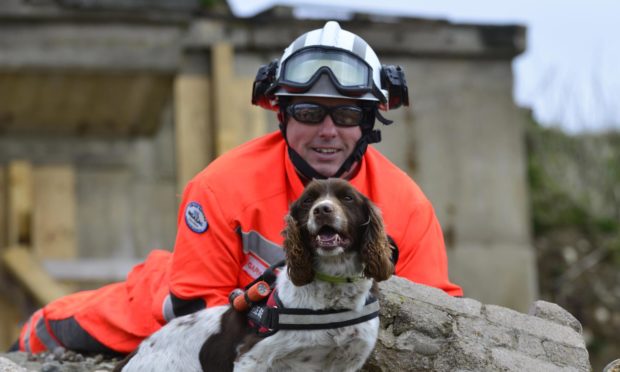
0 348 123 372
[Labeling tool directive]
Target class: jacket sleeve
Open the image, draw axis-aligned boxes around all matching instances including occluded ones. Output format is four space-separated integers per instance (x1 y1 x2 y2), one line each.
167 177 244 317
394 199 463 297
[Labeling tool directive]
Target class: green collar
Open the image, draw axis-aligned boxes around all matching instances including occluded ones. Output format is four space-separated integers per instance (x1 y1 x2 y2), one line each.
315 271 365 284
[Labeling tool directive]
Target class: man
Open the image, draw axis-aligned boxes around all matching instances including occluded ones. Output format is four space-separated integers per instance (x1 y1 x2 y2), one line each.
16 21 462 354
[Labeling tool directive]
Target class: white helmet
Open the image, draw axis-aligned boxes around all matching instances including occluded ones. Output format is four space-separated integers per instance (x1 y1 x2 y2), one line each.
252 21 409 112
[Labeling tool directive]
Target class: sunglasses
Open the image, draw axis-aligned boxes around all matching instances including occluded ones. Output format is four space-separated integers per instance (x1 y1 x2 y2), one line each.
286 102 365 127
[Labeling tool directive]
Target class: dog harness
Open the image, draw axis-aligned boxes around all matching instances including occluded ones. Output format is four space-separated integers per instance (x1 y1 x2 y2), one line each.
237 261 381 336
247 289 379 336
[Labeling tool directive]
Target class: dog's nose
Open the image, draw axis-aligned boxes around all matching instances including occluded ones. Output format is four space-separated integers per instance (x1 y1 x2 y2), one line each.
313 202 334 216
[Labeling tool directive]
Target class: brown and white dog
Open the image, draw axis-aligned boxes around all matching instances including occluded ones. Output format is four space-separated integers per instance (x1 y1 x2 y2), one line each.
116 178 393 372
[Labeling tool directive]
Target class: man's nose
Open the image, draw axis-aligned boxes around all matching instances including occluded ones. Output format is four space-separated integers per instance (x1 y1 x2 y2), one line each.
317 114 338 136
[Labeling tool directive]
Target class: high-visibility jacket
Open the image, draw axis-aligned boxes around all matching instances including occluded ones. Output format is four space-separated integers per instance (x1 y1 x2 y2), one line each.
19 131 462 354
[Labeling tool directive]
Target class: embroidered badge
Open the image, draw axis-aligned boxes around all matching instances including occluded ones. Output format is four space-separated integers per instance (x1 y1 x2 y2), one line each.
185 202 208 233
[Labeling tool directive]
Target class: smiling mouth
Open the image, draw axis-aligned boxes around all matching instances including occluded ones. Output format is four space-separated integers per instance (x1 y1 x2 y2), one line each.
312 147 340 154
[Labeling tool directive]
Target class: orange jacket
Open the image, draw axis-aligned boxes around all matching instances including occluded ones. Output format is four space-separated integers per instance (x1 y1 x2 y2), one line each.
171 131 462 306
20 131 461 354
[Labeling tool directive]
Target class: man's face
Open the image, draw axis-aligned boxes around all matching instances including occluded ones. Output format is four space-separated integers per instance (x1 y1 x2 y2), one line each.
285 96 363 178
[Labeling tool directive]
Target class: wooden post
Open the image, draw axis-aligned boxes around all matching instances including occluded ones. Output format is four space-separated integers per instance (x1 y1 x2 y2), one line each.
0 295 20 351
211 42 234 156
0 164 19 350
33 165 77 260
6 161 33 247
1 162 33 350
0 164 5 248
0 161 73 350
211 43 268 156
174 74 213 194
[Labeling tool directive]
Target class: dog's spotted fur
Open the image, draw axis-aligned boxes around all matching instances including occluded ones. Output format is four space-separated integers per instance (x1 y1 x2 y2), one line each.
117 179 393 372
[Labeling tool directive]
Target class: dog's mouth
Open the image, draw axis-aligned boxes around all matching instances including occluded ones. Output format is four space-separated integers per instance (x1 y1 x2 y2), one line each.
314 226 350 250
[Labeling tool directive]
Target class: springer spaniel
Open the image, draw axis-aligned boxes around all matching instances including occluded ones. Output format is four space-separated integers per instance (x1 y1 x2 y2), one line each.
116 178 394 372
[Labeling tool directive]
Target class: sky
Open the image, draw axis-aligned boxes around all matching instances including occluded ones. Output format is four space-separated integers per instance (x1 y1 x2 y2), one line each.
227 0 620 134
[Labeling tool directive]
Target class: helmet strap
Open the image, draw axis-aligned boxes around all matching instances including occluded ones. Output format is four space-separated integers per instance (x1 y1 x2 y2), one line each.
374 107 394 125
279 124 382 180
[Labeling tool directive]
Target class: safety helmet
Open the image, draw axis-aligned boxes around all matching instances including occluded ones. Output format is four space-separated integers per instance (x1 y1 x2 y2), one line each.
251 21 409 179
252 21 409 112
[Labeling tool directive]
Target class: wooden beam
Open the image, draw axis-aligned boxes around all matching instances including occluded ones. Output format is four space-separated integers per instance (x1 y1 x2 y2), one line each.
0 165 20 351
0 295 20 351
211 43 268 155
174 73 213 193
7 161 33 247
33 165 77 260
6 162 30 246
0 164 5 248
211 42 234 156
2 246 71 306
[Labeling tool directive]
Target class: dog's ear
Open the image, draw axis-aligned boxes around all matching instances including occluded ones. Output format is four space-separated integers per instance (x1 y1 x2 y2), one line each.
361 201 394 282
283 213 315 286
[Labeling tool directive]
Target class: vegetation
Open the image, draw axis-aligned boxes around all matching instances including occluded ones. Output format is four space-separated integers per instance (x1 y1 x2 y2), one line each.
525 119 620 370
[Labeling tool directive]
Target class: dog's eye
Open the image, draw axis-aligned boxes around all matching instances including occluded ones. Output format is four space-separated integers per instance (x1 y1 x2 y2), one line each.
302 197 313 207
342 195 354 202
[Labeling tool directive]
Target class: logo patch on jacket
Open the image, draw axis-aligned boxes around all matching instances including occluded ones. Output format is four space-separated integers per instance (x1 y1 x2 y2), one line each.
185 202 208 233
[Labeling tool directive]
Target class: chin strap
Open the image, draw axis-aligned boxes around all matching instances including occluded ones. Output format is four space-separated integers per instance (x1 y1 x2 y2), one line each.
280 123 383 180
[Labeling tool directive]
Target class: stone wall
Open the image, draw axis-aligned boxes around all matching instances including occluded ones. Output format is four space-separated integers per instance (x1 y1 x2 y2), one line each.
0 276 590 372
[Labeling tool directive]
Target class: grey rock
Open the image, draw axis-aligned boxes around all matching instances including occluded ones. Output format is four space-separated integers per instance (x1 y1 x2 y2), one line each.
0 357 28 372
41 363 62 372
491 347 581 372
362 277 590 372
529 300 583 334
515 333 546 359
485 304 585 348
542 340 591 371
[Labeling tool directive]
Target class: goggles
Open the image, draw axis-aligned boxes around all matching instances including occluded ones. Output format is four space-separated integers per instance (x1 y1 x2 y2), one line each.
278 47 377 98
286 102 366 127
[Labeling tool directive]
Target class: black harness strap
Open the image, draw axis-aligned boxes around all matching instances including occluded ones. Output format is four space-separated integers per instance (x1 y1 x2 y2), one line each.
247 289 380 333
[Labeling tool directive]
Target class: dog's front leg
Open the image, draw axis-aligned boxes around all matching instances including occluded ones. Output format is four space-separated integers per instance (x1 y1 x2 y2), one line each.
233 333 300 372
232 340 274 372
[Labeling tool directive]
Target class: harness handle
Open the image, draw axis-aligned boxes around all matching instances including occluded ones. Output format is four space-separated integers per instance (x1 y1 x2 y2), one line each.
230 281 271 312
229 260 285 313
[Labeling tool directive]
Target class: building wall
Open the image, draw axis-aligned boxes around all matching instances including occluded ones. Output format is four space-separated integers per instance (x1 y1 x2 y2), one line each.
0 8 535 310
372 58 534 310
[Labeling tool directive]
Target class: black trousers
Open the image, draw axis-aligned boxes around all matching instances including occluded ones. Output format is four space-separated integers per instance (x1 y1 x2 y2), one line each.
8 340 19 352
